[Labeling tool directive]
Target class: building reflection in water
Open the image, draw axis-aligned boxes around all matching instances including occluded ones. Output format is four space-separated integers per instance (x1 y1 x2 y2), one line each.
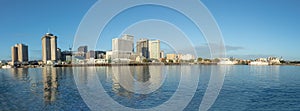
111 65 163 98
10 68 29 81
112 66 134 98
43 67 59 102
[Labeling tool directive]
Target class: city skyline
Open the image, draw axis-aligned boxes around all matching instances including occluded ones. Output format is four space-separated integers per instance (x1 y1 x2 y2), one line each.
0 0 300 60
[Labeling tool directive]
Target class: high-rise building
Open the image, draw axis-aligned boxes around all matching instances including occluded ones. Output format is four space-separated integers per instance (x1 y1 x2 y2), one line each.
42 33 58 63
11 46 18 64
11 43 28 64
136 38 149 59
149 40 160 59
111 34 134 59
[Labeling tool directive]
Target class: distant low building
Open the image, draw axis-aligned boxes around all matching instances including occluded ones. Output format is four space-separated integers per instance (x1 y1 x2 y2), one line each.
86 50 106 59
166 54 177 61
61 51 72 62
180 54 195 61
268 57 281 65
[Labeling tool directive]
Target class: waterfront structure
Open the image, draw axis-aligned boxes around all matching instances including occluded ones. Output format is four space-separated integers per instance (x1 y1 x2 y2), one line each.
42 33 58 63
249 58 269 65
11 43 28 64
111 34 134 60
136 38 149 59
149 40 160 60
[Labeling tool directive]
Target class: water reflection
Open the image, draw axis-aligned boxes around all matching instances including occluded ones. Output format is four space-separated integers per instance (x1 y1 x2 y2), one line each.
10 68 29 81
43 67 58 102
111 66 164 96
250 66 280 79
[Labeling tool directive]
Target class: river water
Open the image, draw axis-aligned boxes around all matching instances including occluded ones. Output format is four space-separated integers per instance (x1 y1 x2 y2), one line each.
0 65 299 110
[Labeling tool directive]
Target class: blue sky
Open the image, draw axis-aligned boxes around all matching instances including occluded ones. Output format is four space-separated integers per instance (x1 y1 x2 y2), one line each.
0 0 299 60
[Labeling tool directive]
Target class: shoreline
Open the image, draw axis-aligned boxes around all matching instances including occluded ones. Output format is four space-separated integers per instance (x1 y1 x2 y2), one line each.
1 63 300 69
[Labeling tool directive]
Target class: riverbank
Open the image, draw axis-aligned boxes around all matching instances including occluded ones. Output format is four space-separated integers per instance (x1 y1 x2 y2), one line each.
2 62 300 69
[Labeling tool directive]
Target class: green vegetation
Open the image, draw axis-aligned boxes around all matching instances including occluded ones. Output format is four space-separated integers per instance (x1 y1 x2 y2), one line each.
197 57 203 62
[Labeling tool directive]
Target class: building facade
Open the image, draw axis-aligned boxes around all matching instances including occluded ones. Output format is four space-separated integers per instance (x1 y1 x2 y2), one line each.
111 34 134 60
149 40 160 59
136 38 149 59
42 33 58 63
78 46 88 53
11 43 28 64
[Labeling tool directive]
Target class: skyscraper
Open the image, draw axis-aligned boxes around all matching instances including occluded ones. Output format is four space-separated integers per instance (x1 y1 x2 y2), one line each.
42 33 58 63
111 34 134 59
149 40 160 59
11 43 28 64
136 38 149 59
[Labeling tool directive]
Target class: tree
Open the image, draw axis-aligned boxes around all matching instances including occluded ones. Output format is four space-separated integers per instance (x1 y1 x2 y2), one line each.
197 57 203 62
213 58 220 63
161 58 166 63
142 59 148 63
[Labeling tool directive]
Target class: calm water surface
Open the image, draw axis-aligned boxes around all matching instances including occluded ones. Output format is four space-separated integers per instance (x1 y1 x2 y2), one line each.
0 65 299 111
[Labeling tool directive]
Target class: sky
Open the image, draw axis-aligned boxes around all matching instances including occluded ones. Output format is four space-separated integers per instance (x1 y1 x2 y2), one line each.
0 0 299 60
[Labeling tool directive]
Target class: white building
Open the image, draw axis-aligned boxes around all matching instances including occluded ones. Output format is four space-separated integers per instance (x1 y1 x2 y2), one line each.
149 40 160 60
106 51 113 60
111 34 134 60
268 57 281 65
180 54 195 61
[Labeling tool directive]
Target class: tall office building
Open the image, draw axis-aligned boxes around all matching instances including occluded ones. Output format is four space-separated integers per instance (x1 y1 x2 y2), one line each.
136 38 149 59
149 40 160 59
11 43 28 64
111 34 134 59
42 33 58 63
